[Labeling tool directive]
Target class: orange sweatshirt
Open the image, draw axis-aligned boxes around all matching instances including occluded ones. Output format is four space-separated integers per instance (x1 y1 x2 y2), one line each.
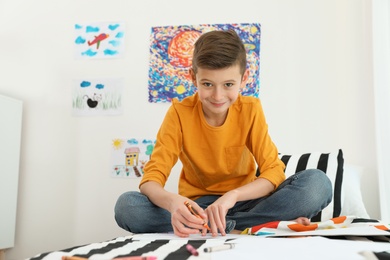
140 93 285 200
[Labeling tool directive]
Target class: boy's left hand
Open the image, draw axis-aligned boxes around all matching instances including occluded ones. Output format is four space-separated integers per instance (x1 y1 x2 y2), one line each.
205 191 238 236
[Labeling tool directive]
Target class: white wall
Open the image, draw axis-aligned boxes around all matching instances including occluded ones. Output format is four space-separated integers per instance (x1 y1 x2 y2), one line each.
373 0 390 222
0 0 378 259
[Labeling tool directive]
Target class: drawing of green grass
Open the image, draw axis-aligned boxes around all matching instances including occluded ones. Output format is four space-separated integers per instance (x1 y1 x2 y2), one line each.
72 91 122 111
102 91 122 110
72 93 86 109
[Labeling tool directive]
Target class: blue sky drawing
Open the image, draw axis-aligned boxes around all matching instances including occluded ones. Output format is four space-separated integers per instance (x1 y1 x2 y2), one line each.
74 21 125 59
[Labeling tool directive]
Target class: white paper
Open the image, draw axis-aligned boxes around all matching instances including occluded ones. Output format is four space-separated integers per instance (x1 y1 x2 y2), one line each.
211 236 390 260
263 226 390 237
132 233 242 241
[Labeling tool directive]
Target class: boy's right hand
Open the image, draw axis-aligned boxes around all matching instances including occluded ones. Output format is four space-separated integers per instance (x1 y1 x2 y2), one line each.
170 197 208 237
140 182 208 237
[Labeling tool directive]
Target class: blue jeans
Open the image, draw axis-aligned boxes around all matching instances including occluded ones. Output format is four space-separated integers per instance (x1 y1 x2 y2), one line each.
114 169 332 233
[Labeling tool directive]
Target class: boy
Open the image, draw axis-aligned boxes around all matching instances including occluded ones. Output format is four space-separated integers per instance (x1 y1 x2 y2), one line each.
115 29 332 237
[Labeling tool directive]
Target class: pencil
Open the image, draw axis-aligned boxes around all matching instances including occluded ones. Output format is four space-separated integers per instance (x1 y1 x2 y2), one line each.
184 201 211 231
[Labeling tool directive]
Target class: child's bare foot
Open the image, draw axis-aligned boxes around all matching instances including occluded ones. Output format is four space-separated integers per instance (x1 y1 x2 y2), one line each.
293 217 311 225
229 229 242 234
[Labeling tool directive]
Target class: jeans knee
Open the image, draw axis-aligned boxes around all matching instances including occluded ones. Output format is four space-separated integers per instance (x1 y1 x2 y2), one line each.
304 169 333 204
114 191 142 231
115 191 134 213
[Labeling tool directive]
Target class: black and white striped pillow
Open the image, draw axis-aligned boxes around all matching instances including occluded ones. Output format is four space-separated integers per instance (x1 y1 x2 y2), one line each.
279 149 344 222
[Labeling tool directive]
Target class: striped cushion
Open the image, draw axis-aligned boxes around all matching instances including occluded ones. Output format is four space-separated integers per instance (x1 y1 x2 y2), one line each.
279 149 344 222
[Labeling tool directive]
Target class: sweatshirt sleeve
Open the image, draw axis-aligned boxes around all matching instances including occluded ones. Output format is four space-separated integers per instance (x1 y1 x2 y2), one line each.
248 100 285 189
139 104 182 188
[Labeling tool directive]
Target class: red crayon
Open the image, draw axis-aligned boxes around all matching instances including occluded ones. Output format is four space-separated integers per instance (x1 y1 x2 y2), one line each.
186 243 199 256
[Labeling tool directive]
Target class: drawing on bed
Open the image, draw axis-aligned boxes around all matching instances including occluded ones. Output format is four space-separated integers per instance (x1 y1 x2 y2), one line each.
111 138 155 178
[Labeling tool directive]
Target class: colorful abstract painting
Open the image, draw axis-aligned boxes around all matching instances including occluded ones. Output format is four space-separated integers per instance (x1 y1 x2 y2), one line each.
111 138 156 178
148 23 261 103
72 78 124 116
74 22 125 59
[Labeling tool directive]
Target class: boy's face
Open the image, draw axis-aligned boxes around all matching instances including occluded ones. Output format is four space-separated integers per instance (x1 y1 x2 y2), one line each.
190 64 249 119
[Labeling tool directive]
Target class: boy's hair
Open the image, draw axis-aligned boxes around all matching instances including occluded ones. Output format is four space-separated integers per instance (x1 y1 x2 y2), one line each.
192 29 247 75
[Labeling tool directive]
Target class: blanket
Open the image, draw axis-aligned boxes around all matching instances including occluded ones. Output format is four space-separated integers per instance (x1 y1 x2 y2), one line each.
28 216 390 260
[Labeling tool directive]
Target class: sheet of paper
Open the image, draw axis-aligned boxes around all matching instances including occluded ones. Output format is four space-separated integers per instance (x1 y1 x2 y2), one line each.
131 233 390 259
262 226 390 237
211 236 390 260
132 233 242 240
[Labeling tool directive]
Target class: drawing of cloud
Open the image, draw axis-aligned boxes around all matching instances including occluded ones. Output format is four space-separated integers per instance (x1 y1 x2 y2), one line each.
104 49 118 56
108 24 120 30
75 24 83 30
82 49 98 57
109 40 120 47
115 32 124 38
75 36 86 44
95 84 104 89
86 26 100 33
80 81 91 87
128 139 139 145
142 139 154 144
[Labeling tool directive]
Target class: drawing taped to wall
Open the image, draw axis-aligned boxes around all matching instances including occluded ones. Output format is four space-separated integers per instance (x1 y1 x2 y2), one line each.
111 138 156 178
72 78 124 116
74 21 125 59
148 23 261 103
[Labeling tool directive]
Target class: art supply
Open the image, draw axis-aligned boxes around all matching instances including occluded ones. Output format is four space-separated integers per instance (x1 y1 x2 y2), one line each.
255 231 275 236
62 256 157 260
62 257 88 260
203 243 235 253
113 257 157 260
186 243 199 256
184 201 211 231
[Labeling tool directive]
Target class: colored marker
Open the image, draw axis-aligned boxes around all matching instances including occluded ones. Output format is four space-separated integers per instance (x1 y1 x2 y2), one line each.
186 243 199 256
184 201 211 231
255 231 275 236
203 243 235 253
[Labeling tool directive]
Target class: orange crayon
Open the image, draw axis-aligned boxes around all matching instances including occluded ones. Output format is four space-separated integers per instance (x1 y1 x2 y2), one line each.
184 201 211 231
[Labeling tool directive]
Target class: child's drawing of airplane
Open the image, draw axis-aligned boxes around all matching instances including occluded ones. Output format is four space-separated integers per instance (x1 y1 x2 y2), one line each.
87 33 109 49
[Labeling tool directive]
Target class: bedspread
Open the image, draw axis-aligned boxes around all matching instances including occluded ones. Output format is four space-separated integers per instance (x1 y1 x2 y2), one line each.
28 216 390 260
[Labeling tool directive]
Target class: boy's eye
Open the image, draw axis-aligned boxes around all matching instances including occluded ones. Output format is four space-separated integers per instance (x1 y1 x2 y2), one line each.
203 82 213 87
225 83 234 87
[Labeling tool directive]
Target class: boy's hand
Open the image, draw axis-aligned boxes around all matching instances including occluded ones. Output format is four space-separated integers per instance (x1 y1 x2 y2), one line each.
170 198 208 237
205 191 238 236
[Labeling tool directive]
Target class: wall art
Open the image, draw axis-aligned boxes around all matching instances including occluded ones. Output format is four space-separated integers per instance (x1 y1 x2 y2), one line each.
148 23 261 103
111 138 156 178
72 78 124 116
74 21 125 59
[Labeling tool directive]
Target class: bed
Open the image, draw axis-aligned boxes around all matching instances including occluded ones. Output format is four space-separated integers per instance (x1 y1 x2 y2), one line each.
27 150 390 260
